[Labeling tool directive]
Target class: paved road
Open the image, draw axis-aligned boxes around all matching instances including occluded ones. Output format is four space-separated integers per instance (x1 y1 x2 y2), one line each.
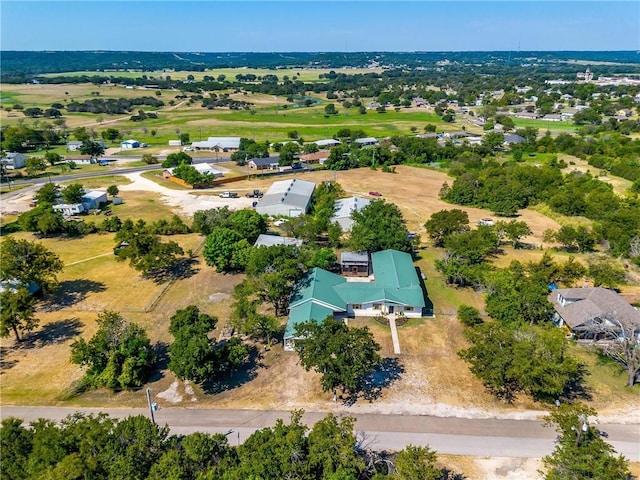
2 406 638 460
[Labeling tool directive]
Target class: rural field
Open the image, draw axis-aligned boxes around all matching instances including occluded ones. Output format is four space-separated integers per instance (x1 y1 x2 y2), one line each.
1 70 577 157
1 166 638 425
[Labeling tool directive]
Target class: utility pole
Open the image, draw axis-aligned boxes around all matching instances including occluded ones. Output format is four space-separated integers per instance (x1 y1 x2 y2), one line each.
146 387 157 424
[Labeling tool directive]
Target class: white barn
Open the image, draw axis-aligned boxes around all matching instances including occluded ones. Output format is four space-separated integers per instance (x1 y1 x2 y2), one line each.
255 179 315 217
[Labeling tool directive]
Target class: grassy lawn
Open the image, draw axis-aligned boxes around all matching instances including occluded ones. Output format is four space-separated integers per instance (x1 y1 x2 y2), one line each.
512 117 578 132
59 175 132 189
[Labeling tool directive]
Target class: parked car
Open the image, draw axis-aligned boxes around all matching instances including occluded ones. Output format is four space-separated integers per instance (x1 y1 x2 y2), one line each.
219 191 239 198
369 191 383 197
273 218 289 227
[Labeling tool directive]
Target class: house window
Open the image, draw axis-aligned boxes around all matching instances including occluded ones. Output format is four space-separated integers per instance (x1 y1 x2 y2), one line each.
372 303 381 310
404 306 413 312
352 304 362 310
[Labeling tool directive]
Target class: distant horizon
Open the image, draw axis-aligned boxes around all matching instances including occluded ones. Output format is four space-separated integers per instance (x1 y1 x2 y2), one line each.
3 49 639 53
2 1 638 52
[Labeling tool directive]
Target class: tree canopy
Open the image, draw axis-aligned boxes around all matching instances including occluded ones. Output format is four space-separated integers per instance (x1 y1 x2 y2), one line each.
70 311 156 390
542 403 632 480
0 237 63 293
348 200 413 254
294 317 381 396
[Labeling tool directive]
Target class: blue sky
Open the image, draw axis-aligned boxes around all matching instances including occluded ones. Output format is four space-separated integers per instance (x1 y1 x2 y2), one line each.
2 1 638 51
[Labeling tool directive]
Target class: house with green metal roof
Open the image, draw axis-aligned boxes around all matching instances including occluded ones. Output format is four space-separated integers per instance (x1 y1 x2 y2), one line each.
284 249 428 350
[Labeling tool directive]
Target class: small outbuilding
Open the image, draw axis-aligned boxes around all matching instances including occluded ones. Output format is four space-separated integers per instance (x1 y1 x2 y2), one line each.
81 190 108 210
120 139 141 149
330 196 371 232
340 251 370 277
0 152 26 169
254 234 303 248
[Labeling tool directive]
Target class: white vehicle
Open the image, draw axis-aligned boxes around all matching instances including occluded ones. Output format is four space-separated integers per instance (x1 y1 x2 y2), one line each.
183 146 193 152
273 218 289 227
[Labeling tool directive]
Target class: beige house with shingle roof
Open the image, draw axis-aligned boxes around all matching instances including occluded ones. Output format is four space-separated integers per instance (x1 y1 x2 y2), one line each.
548 287 640 339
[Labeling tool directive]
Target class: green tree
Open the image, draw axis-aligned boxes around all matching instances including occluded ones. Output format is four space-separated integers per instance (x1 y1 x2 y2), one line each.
393 445 440 480
542 403 631 480
202 227 251 272
278 142 300 166
229 209 268 244
495 219 532 248
79 140 105 158
459 322 579 402
33 182 60 205
307 414 364 479
0 237 63 293
484 268 555 326
246 245 305 316
162 152 193 168
107 185 119 197
61 183 85 204
192 206 232 235
103 415 170 480
457 304 483 328
168 306 218 383
482 132 505 151
25 157 48 176
294 317 381 396
588 258 626 288
0 288 37 342
101 128 121 141
114 226 185 278
232 411 309 480
349 200 413 254
141 153 158 164
70 311 156 390
324 103 337 115
44 151 61 166
17 203 65 236
424 209 470 247
0 418 34 480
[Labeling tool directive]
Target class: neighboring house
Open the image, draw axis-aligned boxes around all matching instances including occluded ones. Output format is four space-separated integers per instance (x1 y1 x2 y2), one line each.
330 196 371 232
541 114 563 122
354 137 379 146
191 136 241 151
314 139 341 148
0 280 41 295
81 190 108 210
503 134 526 145
548 287 640 339
0 152 26 169
514 111 538 119
340 251 370 277
63 155 94 165
53 203 85 216
248 157 279 170
120 139 141 149
164 163 223 178
299 151 330 165
254 234 303 248
255 179 316 217
284 249 428 350
66 141 83 151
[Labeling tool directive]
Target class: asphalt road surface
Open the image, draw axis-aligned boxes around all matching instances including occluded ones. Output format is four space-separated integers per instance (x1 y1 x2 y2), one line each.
1 406 638 460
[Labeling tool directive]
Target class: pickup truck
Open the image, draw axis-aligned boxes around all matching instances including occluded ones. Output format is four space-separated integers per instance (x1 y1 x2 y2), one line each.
219 191 239 198
245 189 264 198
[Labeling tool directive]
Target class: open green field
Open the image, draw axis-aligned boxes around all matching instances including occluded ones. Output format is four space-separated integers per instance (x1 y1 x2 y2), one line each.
0 82 453 146
39 67 383 82
512 117 578 132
